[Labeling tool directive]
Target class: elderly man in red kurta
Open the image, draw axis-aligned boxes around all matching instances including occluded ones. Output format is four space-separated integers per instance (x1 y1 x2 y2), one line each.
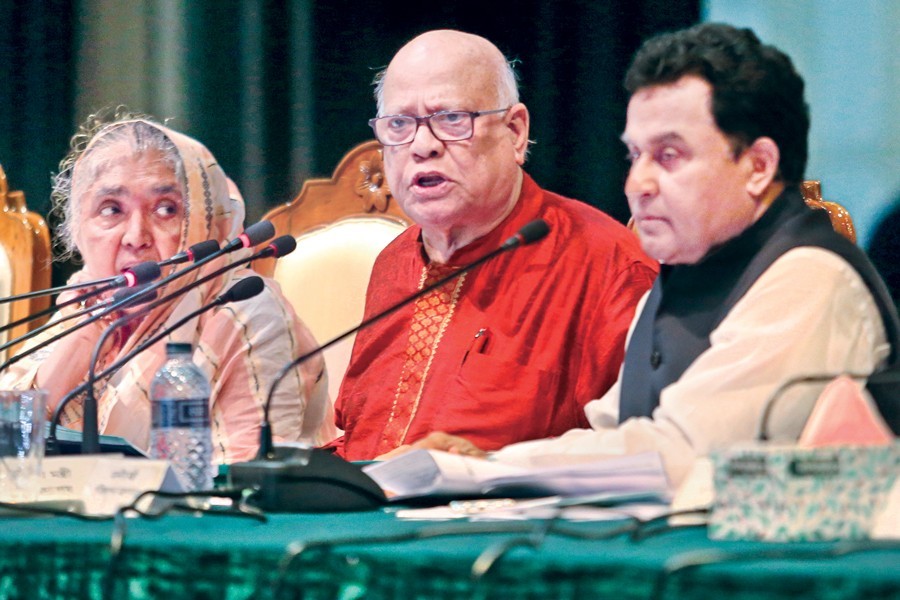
329 29 657 461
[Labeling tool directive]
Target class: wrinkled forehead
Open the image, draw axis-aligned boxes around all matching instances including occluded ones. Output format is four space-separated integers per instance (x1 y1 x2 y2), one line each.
75 120 240 244
75 121 179 182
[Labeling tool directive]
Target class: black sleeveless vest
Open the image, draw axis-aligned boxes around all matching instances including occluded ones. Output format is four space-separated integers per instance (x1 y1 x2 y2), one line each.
618 188 900 431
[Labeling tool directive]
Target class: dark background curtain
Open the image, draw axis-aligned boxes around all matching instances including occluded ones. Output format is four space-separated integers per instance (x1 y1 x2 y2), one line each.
0 0 699 286
0 0 76 229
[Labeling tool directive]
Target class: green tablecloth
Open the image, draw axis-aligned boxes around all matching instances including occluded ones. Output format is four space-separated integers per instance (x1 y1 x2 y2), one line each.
1 508 898 599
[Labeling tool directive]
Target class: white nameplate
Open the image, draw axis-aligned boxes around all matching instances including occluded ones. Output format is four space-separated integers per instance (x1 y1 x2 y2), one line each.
39 455 183 515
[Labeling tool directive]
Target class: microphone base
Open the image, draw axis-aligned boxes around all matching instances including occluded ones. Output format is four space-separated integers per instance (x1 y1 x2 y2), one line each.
229 446 386 513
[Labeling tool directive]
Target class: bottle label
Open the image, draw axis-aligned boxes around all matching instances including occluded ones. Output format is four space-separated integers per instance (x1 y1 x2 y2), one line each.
152 397 210 428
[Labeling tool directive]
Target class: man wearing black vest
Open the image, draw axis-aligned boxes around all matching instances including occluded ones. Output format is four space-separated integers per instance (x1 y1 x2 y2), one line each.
403 23 898 486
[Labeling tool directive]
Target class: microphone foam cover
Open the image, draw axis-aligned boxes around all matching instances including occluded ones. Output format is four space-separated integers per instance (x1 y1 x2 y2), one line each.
269 235 297 258
113 285 159 307
242 220 276 247
222 276 265 303
189 239 220 261
518 219 550 245
125 261 162 286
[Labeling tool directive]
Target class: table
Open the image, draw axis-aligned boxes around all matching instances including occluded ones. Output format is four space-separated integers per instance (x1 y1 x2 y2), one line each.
1 506 898 599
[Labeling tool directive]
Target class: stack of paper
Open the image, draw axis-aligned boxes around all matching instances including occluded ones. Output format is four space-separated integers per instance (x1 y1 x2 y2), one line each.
363 449 669 501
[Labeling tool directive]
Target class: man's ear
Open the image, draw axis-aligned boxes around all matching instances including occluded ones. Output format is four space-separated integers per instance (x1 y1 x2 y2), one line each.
506 103 530 165
744 136 780 197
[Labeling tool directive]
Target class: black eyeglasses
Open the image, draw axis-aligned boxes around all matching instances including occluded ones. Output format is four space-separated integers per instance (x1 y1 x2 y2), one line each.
368 108 510 146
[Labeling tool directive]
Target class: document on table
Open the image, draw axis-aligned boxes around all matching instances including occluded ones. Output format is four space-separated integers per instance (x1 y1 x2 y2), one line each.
362 449 670 501
394 492 672 521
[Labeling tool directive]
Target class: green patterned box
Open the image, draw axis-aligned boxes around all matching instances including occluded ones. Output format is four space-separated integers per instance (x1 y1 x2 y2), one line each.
709 443 899 541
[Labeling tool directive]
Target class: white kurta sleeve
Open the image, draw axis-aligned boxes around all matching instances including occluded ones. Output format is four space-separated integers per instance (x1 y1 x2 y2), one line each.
493 248 890 486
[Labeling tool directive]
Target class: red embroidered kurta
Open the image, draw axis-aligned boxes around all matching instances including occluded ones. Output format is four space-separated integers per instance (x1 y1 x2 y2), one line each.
332 174 658 460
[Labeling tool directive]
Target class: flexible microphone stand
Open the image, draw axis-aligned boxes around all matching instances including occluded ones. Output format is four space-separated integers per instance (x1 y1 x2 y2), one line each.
0 222 273 374
757 371 872 442
0 283 159 356
0 239 218 306
257 219 550 459
229 219 550 512
0 274 126 304
79 276 266 453
0 241 219 337
48 237 293 453
0 261 161 346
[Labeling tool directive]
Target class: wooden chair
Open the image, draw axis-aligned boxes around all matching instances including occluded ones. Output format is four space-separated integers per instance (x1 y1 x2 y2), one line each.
0 164 52 358
254 140 411 401
800 180 856 243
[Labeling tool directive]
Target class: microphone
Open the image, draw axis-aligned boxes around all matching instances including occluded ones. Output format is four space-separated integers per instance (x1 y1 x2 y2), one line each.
53 276 267 455
158 239 221 267
715 369 898 542
0 260 163 310
0 261 158 306
110 222 275 318
501 218 551 249
0 283 158 352
758 369 900 442
100 236 293 339
229 219 551 512
111 283 160 308
0 241 217 331
223 220 276 253
101 261 164 289
0 222 275 373
757 372 869 442
258 234 297 258
0 261 162 353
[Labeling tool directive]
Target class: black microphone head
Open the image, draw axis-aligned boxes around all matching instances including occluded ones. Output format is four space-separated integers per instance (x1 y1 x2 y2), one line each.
220 276 265 304
501 219 550 249
123 261 162 286
223 220 276 252
267 235 297 258
517 219 550 245
239 220 276 249
158 240 221 266
188 239 221 261
112 284 159 308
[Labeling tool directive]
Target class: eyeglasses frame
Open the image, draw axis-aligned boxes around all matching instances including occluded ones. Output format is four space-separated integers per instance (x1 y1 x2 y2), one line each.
368 107 511 146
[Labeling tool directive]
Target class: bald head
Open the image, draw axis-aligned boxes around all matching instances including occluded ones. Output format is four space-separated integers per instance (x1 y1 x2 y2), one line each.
375 30 518 115
372 30 530 260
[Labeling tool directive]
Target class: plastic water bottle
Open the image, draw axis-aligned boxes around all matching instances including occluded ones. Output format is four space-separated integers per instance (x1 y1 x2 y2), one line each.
149 342 214 491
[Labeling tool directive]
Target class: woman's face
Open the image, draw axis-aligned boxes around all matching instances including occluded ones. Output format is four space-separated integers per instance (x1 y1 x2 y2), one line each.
74 141 185 279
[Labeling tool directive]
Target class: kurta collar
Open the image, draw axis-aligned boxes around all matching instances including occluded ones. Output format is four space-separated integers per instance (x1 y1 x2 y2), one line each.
412 171 542 268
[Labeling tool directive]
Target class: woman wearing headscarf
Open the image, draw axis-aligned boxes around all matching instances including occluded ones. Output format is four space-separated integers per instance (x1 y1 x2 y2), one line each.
0 114 334 462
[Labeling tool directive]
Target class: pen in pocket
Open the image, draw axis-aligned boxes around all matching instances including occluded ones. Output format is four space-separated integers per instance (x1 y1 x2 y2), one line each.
463 327 491 364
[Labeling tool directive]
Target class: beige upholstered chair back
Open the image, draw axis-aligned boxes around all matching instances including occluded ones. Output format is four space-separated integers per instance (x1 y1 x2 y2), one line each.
0 164 52 357
254 141 411 401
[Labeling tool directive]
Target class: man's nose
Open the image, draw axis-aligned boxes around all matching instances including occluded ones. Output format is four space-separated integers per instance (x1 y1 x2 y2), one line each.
624 155 659 200
408 119 443 158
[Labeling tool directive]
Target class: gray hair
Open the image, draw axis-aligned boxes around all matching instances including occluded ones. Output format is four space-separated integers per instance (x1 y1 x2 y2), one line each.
373 57 521 116
51 110 183 260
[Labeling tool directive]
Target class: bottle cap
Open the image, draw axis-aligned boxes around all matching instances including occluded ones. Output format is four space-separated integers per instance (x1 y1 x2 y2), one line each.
165 342 193 355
